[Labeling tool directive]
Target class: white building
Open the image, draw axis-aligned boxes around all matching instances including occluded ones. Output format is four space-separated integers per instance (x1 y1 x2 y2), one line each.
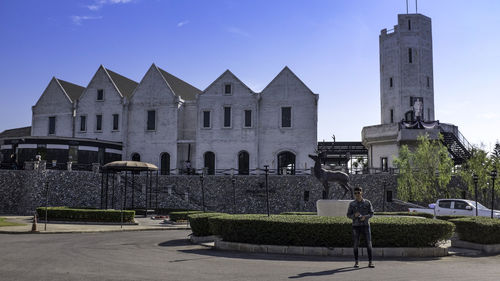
28 64 318 174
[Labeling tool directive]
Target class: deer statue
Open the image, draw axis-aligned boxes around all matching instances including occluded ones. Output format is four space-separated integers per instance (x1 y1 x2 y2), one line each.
309 154 353 199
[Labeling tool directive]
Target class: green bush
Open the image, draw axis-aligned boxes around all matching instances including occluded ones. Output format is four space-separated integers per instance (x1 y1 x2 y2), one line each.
280 212 317 215
449 217 500 244
36 207 135 223
375 212 435 219
169 210 203 222
208 214 454 247
436 215 469 221
188 212 225 236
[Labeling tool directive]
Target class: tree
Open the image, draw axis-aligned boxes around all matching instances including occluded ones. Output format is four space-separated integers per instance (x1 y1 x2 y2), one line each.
459 147 491 201
393 134 454 203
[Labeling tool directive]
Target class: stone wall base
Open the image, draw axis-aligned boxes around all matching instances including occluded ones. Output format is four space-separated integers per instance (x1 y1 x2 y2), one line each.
214 240 448 257
451 239 500 254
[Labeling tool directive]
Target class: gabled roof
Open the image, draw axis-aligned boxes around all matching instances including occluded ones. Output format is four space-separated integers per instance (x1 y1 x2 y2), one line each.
56 78 85 103
0 126 31 139
157 67 202 101
261 66 316 96
202 69 256 95
104 68 138 99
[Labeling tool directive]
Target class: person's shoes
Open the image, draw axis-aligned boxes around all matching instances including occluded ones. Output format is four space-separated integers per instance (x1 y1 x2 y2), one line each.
354 261 359 268
368 262 375 268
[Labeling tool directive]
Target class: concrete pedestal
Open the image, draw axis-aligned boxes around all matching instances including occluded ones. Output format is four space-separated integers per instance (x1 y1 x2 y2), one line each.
316 200 351 217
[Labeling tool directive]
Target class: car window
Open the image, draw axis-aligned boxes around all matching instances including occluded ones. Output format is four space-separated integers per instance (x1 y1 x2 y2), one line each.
454 201 469 210
438 200 452 208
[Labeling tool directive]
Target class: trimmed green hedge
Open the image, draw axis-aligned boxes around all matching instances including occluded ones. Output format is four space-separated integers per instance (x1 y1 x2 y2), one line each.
436 215 469 221
280 212 317 215
36 207 135 223
208 214 454 247
375 212 435 219
449 217 500 244
188 212 225 236
169 211 203 222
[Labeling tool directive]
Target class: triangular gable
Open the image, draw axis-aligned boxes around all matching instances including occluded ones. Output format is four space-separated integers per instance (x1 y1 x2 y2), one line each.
34 77 74 107
260 66 316 96
157 66 201 101
201 69 256 95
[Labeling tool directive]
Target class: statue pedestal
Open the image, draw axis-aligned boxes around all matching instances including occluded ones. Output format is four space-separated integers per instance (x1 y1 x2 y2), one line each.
316 200 351 217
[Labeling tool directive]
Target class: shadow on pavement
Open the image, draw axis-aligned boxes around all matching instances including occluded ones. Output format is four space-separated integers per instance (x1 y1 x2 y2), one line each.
158 239 193 247
289 266 365 278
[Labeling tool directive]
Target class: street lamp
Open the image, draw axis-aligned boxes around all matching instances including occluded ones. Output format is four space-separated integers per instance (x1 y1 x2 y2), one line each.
200 171 205 212
491 169 497 218
473 173 479 217
264 165 270 216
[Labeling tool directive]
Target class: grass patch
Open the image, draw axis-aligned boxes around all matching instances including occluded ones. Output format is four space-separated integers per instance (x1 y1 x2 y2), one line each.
0 217 26 227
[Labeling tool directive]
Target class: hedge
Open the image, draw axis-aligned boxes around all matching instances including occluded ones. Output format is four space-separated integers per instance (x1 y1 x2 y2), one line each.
169 211 203 222
375 212 435 219
208 214 454 247
449 217 500 244
36 207 135 223
188 212 225 236
436 215 469 221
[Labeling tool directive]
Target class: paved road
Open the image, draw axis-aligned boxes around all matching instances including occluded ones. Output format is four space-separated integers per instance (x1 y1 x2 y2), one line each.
1 230 499 281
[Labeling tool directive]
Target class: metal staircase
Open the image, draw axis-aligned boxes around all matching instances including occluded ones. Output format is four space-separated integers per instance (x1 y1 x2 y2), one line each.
439 123 472 165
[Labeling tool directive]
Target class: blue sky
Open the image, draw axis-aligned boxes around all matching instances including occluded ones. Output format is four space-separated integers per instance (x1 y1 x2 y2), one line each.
0 0 499 150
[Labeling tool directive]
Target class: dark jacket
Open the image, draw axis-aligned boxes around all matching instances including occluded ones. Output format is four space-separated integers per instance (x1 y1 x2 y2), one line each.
347 199 374 226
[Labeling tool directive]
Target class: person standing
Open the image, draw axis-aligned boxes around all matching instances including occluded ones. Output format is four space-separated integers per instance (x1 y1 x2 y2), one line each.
346 187 374 268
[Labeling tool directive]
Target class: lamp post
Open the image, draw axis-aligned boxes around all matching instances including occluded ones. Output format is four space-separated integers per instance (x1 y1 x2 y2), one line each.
491 169 497 218
200 170 205 212
473 173 479 217
264 165 270 216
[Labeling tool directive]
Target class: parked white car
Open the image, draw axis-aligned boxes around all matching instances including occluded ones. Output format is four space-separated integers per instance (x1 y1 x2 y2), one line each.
409 199 500 219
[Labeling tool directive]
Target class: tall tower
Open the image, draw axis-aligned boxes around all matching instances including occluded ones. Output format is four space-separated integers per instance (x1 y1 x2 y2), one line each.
379 14 434 124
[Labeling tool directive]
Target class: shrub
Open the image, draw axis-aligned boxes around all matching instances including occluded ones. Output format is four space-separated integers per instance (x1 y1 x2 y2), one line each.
280 212 317 215
449 217 500 244
375 212 434 219
208 214 454 247
436 215 468 221
169 210 203 222
36 207 135 223
188 212 225 236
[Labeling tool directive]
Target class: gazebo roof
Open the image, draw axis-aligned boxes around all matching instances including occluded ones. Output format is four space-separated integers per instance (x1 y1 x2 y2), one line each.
102 161 158 171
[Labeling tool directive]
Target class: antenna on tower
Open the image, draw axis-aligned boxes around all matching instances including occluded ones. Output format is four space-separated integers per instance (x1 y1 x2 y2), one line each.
406 0 409 14
415 0 418 13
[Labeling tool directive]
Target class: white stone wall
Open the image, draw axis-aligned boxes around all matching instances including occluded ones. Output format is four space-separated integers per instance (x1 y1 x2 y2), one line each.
32 78 74 137
195 71 259 172
258 67 317 171
75 66 125 143
126 65 179 170
380 14 434 124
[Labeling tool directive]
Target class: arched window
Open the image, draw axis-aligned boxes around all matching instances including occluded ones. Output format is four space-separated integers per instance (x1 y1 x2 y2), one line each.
131 153 140 162
238 151 249 175
160 153 170 175
204 151 215 175
277 151 295 175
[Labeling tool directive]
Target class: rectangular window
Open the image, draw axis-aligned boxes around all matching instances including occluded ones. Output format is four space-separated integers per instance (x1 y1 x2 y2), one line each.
112 114 119 131
96 114 102 131
426 76 430 88
408 48 413 63
48 116 56 135
97 89 104 101
408 19 411 30
147 110 156 131
224 84 232 95
390 109 394 123
386 190 393 202
203 111 211 128
80 116 86 132
389 77 393 88
244 110 252 127
381 157 388 172
224 106 231 127
428 108 431 121
281 107 291 128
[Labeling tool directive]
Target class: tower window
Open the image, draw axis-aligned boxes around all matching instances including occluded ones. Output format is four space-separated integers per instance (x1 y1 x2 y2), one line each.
427 76 430 88
389 77 393 88
408 19 411 30
408 48 413 63
381 157 388 172
390 109 394 123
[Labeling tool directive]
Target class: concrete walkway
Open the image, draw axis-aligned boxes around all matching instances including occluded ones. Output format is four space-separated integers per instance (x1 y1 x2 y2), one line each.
0 216 190 234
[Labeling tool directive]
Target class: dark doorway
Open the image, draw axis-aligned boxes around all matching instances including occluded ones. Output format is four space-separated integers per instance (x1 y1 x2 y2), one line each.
277 151 295 175
204 151 215 175
238 151 249 175
132 153 140 162
160 153 170 175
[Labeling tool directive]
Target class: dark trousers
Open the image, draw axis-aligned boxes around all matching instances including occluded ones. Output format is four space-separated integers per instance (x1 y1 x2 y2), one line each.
352 225 373 261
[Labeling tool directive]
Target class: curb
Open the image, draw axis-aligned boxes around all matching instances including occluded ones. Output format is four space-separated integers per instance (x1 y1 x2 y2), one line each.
0 226 191 234
214 240 449 257
451 239 500 254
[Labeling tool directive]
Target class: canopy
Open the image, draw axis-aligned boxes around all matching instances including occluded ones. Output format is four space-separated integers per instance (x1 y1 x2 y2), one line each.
102 161 158 171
